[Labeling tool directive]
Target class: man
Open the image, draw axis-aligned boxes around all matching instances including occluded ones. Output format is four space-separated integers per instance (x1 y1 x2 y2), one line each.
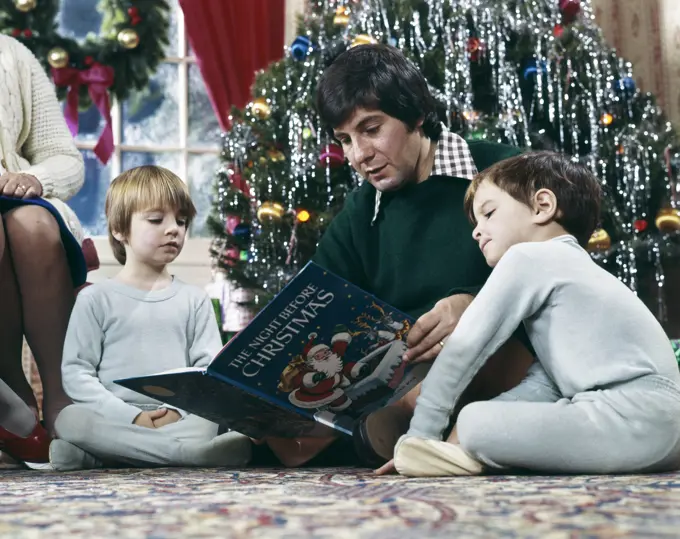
263 44 533 470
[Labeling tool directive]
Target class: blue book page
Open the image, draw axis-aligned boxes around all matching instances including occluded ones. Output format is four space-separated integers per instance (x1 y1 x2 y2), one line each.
207 262 425 431
115 369 333 439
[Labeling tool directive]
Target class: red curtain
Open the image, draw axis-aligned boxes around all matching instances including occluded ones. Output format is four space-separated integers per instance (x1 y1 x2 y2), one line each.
180 0 286 130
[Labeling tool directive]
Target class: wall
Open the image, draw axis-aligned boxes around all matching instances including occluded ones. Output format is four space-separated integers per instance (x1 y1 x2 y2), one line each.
593 0 680 129
285 0 306 44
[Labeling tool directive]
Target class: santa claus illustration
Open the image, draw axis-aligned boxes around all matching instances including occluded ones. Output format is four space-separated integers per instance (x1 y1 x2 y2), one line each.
278 325 369 412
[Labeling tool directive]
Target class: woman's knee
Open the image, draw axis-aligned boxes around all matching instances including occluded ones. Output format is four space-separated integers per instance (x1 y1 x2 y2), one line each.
3 206 61 252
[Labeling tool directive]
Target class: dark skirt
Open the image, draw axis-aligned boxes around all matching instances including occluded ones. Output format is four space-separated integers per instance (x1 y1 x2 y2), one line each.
0 196 87 287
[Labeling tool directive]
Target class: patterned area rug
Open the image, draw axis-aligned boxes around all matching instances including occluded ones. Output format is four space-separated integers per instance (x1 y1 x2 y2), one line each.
0 468 679 538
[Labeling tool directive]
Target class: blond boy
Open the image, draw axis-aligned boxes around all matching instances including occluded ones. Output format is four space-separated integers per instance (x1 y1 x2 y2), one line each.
50 166 251 470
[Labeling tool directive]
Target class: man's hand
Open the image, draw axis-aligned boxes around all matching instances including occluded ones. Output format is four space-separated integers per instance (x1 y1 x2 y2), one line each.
133 409 167 429
403 294 474 363
374 458 397 475
153 408 182 428
0 172 43 199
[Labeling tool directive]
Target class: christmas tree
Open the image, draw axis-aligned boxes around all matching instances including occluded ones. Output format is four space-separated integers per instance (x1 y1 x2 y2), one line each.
208 0 679 320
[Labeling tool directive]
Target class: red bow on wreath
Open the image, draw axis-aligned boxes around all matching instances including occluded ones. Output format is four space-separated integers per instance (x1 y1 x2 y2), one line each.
51 63 115 164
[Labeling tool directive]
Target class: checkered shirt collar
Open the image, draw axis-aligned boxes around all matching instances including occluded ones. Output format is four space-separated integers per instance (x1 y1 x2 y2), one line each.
371 129 478 225
431 130 478 179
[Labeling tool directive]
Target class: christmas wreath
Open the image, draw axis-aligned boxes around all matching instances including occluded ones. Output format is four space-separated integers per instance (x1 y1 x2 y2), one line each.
0 0 170 162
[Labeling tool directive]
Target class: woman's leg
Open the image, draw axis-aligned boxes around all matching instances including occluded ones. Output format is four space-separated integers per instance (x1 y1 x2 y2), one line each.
0 216 38 417
3 206 74 435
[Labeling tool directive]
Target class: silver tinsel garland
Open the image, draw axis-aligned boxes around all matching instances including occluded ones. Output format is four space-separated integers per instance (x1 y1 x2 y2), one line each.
215 0 679 318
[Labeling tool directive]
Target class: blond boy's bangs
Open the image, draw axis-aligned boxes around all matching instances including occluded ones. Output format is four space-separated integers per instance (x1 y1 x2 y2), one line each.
128 169 196 220
106 166 197 234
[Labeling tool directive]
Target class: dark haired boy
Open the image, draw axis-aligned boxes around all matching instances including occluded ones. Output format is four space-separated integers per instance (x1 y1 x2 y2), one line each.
393 151 680 476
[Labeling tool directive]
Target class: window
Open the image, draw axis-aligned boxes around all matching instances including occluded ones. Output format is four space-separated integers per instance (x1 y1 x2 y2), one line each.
62 0 221 241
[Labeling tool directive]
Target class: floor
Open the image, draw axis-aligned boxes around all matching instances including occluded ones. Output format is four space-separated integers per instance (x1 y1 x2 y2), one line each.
0 467 678 538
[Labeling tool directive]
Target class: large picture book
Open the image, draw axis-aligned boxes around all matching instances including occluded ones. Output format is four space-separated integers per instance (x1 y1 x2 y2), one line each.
116 262 427 439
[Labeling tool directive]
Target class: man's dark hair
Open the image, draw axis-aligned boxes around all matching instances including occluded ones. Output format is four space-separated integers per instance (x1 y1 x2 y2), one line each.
315 44 442 140
463 151 602 247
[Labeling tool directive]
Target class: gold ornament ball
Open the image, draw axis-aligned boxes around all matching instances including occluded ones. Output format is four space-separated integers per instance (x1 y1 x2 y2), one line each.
463 109 481 122
47 47 69 69
333 6 351 26
117 29 140 49
250 97 271 120
302 127 313 140
268 149 285 162
15 0 37 13
350 34 378 48
297 209 311 223
587 228 611 252
655 207 680 233
257 201 285 222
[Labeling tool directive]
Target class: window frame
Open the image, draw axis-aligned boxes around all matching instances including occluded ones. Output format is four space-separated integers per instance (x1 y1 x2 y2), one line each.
78 6 215 282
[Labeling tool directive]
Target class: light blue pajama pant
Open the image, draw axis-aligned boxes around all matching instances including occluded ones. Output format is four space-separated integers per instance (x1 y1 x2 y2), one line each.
456 362 680 474
55 404 251 468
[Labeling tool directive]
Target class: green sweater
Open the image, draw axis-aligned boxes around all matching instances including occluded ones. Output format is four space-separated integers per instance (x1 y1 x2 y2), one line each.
313 140 522 319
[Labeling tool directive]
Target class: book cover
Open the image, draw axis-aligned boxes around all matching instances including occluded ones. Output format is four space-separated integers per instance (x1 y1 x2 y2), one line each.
116 262 426 438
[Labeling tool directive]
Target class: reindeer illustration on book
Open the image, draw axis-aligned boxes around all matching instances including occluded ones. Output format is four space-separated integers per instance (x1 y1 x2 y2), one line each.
277 302 413 419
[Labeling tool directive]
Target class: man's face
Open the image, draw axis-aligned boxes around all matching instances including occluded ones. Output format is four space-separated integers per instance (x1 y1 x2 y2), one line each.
333 108 425 192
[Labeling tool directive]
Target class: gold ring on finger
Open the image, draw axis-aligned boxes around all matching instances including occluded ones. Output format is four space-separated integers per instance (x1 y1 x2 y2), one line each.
439 339 446 348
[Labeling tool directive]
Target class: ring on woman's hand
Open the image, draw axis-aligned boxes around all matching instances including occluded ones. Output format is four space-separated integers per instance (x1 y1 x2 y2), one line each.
16 184 25 191
439 339 446 348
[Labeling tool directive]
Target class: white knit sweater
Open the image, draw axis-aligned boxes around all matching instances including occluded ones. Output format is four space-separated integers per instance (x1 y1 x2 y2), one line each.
0 35 85 242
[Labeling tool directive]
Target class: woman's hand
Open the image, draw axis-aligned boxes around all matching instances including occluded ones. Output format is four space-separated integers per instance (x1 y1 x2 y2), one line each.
0 172 43 199
403 294 474 363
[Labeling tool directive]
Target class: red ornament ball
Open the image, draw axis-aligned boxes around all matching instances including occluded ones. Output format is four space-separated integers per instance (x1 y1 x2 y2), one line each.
84 55 94 66
23 29 32 38
553 24 564 38
11 28 20 37
128 6 139 17
467 37 481 53
634 219 648 233
467 37 483 61
131 15 142 26
225 215 241 235
224 247 240 267
319 143 345 167
559 0 581 24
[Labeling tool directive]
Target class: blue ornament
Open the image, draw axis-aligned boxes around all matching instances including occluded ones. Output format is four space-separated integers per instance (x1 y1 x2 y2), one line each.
290 36 313 61
616 76 636 93
523 59 548 80
233 223 251 239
